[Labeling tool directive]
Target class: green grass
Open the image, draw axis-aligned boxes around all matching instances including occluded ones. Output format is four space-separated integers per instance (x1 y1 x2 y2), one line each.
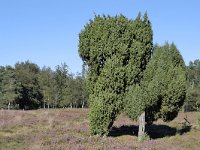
0 109 199 150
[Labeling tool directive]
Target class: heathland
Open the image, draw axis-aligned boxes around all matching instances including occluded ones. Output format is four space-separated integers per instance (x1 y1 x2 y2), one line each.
0 109 199 150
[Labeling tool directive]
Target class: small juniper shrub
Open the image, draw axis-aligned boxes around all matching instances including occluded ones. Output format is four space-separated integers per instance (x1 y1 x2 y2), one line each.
177 115 191 135
138 132 150 142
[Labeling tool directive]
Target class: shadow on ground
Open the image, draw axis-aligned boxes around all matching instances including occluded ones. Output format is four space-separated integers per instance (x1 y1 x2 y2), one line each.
109 124 191 139
109 125 138 137
146 124 177 139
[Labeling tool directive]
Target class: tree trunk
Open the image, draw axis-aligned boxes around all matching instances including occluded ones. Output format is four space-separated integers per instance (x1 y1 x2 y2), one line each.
43 99 45 109
8 102 10 110
82 100 84 108
138 111 145 141
47 97 50 109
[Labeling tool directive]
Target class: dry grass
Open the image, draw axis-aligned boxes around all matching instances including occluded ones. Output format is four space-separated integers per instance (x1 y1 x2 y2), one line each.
0 109 200 150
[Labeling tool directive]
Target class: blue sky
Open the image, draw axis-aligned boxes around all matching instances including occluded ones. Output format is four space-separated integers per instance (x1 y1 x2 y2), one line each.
0 0 199 73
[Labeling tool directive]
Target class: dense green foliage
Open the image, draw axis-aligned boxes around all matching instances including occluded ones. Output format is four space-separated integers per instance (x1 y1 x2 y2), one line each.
79 13 153 135
0 61 88 109
0 66 19 109
78 12 191 136
125 43 186 123
185 59 200 111
15 61 43 109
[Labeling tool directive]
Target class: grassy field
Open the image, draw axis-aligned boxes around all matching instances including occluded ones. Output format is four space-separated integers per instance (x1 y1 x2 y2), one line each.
0 109 200 150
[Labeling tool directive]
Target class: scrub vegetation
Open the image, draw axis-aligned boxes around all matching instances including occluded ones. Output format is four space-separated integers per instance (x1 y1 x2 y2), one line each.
0 109 200 150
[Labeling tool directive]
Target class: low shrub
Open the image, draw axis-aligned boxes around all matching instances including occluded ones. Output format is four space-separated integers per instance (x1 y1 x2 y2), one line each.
138 132 150 142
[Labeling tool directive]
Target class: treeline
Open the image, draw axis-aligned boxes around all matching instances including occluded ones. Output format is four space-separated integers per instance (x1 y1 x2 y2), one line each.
0 59 199 111
0 61 88 110
185 59 200 111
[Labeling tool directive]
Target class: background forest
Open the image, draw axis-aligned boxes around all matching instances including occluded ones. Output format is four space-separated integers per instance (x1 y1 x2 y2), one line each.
0 59 199 111
0 61 88 110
